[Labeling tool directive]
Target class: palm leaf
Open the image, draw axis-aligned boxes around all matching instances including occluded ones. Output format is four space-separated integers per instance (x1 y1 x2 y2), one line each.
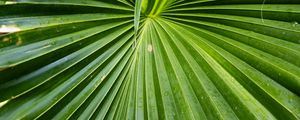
0 0 299 119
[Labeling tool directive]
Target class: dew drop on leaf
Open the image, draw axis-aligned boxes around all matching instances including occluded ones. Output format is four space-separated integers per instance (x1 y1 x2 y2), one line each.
147 44 153 52
292 21 298 27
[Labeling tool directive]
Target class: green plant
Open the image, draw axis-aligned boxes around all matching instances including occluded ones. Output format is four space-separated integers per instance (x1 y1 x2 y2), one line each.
0 0 299 119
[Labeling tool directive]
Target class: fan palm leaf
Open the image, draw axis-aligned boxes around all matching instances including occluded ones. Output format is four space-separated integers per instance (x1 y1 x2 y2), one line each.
0 0 299 119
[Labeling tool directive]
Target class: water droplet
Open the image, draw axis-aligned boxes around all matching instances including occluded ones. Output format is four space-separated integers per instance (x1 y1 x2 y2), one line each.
147 44 153 52
292 21 298 27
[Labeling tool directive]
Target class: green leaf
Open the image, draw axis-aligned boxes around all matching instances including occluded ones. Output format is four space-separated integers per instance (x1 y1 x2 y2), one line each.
0 0 300 119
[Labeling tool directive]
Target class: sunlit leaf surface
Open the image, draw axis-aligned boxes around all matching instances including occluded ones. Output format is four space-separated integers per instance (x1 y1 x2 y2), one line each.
0 0 300 119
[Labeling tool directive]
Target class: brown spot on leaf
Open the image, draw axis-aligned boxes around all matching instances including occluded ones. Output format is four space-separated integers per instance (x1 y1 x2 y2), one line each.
16 38 22 46
2 37 9 42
